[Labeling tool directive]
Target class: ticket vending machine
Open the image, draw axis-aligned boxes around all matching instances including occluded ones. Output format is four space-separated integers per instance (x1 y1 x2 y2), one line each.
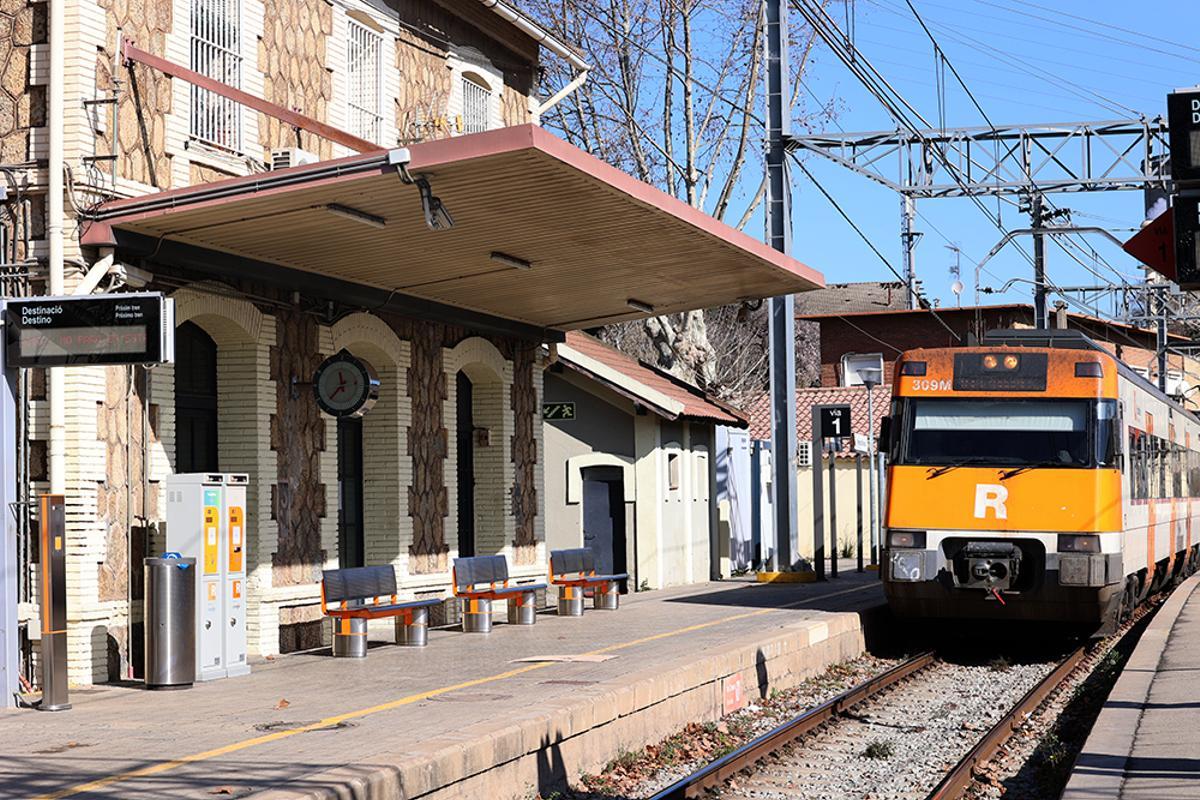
165 473 250 681
222 474 249 677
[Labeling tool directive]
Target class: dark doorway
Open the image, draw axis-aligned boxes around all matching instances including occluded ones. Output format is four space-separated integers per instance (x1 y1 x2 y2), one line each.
174 321 218 473
337 416 365 568
456 371 475 558
582 467 627 591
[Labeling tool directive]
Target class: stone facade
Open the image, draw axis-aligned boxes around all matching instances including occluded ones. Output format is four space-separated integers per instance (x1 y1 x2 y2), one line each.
257 0 333 158
10 0 549 684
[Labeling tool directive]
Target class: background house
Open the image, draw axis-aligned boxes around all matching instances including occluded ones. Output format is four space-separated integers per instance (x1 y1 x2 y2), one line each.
542 332 747 590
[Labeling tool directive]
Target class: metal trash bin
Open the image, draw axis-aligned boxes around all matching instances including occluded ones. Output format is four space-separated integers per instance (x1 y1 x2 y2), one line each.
507 591 538 625
593 581 620 610
331 617 368 657
462 597 493 633
144 554 196 689
557 586 585 617
396 607 430 647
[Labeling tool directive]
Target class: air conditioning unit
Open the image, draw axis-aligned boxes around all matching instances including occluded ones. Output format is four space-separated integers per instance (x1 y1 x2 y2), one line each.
270 147 320 170
797 440 813 468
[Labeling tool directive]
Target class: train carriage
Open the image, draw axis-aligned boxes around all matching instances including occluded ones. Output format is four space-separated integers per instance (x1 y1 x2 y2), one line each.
881 328 1200 632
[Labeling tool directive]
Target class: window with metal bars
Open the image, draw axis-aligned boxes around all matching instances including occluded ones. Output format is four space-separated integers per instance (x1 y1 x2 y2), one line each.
346 20 382 144
190 0 242 151
461 74 491 135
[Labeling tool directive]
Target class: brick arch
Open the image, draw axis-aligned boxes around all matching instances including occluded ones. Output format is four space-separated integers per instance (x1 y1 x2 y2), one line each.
445 336 506 383
326 313 411 572
155 282 277 655
171 283 265 345
443 337 513 563
329 312 405 371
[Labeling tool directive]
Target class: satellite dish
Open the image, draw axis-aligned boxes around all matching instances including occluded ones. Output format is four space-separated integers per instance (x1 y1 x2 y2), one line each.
951 279 964 297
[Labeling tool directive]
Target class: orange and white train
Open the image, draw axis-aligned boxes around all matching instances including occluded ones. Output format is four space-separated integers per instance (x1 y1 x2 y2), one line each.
881 329 1200 632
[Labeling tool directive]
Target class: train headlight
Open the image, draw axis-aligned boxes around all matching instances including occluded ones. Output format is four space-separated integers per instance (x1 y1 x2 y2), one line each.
888 530 927 548
1003 354 1020 370
890 551 924 582
1057 534 1100 553
982 354 999 369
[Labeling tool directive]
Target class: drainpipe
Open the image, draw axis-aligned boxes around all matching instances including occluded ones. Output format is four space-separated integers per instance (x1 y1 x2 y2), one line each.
475 0 590 116
48 0 65 496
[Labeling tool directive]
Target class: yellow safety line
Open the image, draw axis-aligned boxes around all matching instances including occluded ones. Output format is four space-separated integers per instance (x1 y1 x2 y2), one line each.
36 581 874 799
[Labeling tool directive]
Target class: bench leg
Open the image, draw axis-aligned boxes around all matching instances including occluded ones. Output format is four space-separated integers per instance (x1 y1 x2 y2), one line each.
395 607 429 646
507 590 538 625
557 585 585 617
462 597 493 633
593 580 620 610
331 617 368 658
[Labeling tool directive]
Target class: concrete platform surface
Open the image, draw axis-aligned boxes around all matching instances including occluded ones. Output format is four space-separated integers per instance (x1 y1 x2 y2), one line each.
1064 572 1200 800
2 572 883 800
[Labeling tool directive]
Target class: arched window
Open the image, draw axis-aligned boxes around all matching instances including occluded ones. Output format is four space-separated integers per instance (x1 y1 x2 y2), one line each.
460 73 492 134
174 321 219 473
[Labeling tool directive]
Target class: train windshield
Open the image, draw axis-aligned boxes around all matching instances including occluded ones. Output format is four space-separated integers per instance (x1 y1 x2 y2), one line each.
898 398 1113 468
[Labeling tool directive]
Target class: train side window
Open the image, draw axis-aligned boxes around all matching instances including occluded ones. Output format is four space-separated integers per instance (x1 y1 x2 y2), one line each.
1174 444 1184 498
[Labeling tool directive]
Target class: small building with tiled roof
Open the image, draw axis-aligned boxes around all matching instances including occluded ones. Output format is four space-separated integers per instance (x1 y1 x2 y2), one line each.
542 332 747 590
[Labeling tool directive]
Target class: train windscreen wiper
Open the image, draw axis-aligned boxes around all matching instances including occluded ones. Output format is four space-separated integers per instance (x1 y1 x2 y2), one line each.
925 457 997 479
999 459 1074 480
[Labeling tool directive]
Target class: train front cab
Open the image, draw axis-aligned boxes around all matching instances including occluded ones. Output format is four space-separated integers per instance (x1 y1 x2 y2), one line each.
881 344 1127 629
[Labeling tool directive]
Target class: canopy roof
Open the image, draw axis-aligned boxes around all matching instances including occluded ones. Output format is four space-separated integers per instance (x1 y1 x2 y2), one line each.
84 125 822 334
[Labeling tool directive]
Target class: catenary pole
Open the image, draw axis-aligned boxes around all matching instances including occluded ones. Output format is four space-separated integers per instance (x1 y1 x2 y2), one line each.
765 0 797 571
1031 193 1048 329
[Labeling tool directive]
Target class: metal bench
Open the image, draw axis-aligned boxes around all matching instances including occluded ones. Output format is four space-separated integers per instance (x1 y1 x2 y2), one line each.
452 555 547 633
549 548 629 616
320 565 443 656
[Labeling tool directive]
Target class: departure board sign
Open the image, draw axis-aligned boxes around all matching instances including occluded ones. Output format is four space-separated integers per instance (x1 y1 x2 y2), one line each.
5 293 175 367
1168 88 1200 185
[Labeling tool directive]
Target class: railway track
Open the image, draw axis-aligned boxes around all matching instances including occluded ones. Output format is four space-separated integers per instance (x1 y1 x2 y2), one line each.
645 642 1097 800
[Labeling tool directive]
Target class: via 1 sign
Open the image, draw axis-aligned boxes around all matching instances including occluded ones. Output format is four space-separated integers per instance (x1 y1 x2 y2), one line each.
819 404 852 439
5 293 175 367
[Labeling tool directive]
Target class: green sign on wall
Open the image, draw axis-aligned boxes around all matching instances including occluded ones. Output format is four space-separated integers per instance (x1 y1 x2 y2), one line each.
542 402 577 421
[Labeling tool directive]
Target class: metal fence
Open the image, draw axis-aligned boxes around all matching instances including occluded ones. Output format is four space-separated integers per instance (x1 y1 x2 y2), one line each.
461 76 490 134
190 0 242 152
347 21 382 145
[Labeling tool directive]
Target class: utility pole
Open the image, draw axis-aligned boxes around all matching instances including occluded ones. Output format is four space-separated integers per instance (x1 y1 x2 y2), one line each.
901 195 920 309
1156 284 1169 393
1030 193 1048 329
765 0 797 571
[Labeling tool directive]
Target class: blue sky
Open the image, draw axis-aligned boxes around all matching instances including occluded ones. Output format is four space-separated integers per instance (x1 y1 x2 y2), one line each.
786 0 1200 314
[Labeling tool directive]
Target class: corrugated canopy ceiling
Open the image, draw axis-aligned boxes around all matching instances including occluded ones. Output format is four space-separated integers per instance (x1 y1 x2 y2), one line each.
83 125 824 332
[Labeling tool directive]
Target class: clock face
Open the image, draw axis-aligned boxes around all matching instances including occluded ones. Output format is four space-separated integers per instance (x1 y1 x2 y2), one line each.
313 350 379 418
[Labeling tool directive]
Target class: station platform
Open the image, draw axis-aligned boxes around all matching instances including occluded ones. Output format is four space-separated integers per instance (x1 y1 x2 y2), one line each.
1064 572 1200 799
2 569 883 800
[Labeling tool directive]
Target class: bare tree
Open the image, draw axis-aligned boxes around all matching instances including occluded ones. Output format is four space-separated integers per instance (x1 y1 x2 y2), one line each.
525 0 836 399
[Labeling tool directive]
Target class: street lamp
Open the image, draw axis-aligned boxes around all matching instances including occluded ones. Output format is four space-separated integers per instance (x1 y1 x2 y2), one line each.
858 367 883 567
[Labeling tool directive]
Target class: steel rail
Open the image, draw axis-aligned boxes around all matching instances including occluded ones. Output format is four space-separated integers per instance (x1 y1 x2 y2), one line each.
924 644 1089 800
648 652 937 800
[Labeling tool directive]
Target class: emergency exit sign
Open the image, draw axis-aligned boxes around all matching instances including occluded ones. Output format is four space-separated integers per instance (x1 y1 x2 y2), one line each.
542 402 576 420
5 293 175 367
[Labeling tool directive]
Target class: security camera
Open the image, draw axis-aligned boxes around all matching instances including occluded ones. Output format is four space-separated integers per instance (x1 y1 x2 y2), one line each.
112 262 154 289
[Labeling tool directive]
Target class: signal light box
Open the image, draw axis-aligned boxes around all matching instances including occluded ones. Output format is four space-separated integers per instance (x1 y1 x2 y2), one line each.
1175 193 1200 289
1168 89 1200 186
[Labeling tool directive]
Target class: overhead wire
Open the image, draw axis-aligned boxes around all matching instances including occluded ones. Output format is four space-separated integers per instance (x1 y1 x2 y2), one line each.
886 0 1146 311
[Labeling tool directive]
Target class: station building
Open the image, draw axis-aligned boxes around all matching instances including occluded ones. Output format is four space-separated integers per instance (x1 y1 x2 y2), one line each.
542 331 747 591
3 0 822 685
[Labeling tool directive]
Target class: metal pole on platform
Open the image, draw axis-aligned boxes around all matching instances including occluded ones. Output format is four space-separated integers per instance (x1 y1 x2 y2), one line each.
0 300 17 708
810 407 825 580
765 0 797 572
855 454 864 573
828 444 838 578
